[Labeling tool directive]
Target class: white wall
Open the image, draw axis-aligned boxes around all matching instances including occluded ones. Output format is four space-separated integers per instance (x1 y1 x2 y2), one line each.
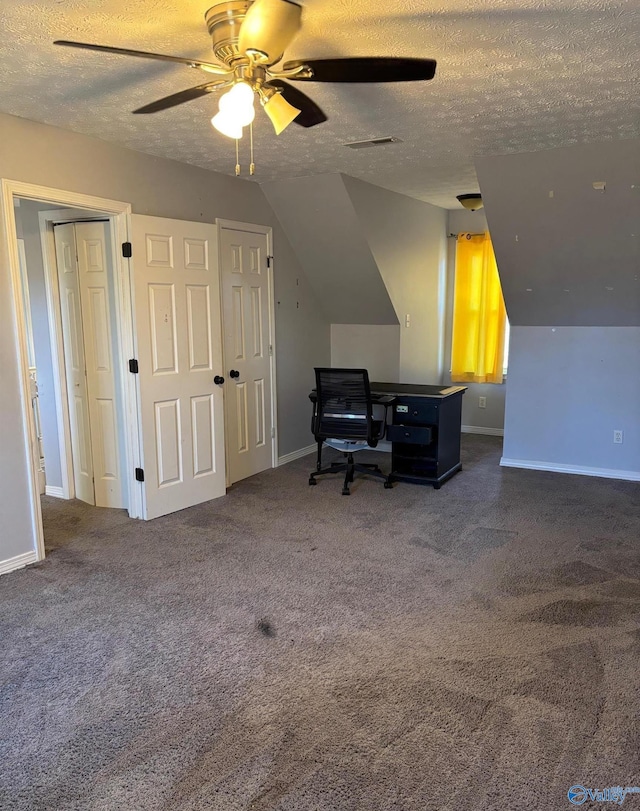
0 112 330 570
331 325 401 382
502 327 640 478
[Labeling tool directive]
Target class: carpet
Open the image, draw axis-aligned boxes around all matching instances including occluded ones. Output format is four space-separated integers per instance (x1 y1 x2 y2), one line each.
1 435 639 810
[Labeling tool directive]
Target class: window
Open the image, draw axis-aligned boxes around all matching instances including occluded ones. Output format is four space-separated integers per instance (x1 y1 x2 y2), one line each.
451 232 508 385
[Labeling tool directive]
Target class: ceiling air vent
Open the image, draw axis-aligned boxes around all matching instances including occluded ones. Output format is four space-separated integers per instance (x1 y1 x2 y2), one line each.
344 136 403 149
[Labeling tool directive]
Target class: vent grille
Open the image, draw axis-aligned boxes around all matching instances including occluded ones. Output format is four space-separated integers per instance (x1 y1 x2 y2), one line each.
344 136 403 150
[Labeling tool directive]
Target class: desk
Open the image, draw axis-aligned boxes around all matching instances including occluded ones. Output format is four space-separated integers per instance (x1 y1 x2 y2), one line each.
309 382 466 489
371 383 466 489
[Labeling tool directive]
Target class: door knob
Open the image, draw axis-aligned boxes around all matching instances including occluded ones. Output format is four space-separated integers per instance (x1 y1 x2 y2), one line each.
214 375 225 385
229 369 240 379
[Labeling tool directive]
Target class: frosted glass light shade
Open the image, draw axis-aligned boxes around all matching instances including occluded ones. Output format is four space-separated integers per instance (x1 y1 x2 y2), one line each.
264 92 301 135
211 112 243 139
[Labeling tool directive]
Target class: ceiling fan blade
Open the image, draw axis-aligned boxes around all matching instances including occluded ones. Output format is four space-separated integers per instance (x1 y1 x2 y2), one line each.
53 40 230 75
282 57 437 83
238 0 302 66
132 80 231 114
267 80 327 128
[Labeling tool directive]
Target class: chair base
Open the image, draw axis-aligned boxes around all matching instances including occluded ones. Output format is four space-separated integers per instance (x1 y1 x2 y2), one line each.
309 450 391 495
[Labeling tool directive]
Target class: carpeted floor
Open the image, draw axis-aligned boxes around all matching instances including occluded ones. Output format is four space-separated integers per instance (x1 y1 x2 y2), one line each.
1 435 639 810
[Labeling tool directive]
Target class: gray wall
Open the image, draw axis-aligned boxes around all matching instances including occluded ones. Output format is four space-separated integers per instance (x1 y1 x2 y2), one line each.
330 325 401 382
503 327 640 475
476 139 640 475
445 209 507 433
476 140 640 327
14 201 69 489
342 176 448 383
261 174 398 325
0 112 329 565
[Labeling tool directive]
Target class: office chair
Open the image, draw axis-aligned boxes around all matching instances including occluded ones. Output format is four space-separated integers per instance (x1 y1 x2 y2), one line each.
309 368 393 495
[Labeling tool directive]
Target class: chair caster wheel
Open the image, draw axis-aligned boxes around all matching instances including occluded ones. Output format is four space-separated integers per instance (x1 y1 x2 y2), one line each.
384 481 393 489
342 488 350 496
309 478 317 485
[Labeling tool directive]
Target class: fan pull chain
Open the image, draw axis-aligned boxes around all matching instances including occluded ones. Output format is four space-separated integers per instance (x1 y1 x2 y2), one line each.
249 122 255 176
235 138 240 176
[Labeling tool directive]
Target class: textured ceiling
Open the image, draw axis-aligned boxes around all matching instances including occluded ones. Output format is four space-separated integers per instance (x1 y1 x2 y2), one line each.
2 0 639 207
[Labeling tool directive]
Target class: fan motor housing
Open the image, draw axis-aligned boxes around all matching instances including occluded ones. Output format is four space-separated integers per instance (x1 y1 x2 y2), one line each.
205 0 252 67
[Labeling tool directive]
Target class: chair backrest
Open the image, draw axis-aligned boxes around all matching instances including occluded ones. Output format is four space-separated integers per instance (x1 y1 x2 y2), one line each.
313 368 376 444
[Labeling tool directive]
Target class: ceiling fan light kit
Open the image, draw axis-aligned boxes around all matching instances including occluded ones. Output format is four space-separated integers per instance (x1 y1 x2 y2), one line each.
54 0 437 175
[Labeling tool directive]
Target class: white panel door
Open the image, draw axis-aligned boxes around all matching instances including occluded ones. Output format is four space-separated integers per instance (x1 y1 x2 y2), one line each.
131 215 226 519
219 225 273 485
54 223 95 505
75 221 124 509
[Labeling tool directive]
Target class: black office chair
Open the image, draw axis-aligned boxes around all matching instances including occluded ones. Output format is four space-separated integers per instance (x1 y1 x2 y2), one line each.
309 368 393 495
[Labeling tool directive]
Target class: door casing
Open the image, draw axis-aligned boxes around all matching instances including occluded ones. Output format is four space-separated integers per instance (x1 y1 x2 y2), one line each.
1 180 143 563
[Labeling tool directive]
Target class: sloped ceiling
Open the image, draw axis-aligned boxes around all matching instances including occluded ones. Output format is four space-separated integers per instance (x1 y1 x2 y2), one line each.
262 174 398 324
476 139 640 326
1 0 640 207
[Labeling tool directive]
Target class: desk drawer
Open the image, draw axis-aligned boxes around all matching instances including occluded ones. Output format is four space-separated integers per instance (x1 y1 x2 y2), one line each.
387 425 433 445
393 401 439 425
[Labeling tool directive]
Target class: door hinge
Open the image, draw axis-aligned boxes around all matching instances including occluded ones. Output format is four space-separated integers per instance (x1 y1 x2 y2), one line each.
135 467 145 482
128 358 139 374
267 255 273 268
268 344 273 356
271 426 276 439
122 242 132 258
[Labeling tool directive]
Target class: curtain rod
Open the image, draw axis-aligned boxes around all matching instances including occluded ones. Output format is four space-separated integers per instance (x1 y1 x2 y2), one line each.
447 232 485 238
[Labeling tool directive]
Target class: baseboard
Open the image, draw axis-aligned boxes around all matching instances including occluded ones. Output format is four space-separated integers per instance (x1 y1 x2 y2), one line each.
278 444 316 466
500 457 640 482
45 485 65 498
462 425 504 437
0 550 38 577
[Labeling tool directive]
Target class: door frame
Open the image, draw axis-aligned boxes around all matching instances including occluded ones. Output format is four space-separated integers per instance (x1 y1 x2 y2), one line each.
0 179 143 562
216 219 278 478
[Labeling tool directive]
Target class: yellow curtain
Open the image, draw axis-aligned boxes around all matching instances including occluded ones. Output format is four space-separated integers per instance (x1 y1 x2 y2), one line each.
451 232 506 384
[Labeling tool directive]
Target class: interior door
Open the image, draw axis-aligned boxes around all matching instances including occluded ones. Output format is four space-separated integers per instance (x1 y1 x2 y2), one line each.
131 215 226 520
219 225 273 485
75 221 124 508
54 223 95 505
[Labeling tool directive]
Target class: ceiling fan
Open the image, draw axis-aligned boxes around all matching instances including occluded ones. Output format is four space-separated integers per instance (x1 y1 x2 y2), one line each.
54 0 436 172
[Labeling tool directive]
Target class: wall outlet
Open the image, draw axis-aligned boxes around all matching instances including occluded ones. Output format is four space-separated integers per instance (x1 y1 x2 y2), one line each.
405 313 411 327
478 396 487 409
613 430 623 444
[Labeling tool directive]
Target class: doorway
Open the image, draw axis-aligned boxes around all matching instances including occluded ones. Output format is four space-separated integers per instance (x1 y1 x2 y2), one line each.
2 180 141 562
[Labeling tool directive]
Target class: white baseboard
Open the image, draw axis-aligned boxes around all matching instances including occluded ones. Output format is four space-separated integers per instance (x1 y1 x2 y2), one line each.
278 444 316 466
462 425 504 437
45 485 65 498
0 550 38 576
500 457 640 482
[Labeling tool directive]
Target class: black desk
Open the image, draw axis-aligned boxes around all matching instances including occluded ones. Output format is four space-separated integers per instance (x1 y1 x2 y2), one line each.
310 382 466 489
370 383 466 488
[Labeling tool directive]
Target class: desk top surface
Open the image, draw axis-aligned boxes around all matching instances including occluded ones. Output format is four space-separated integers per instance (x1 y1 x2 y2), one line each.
370 382 466 399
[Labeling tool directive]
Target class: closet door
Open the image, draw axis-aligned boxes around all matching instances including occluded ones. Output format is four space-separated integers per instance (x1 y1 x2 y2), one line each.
54 224 95 505
75 221 124 508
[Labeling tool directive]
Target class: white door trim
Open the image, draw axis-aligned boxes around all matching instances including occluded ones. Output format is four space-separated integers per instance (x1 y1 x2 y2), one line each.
216 218 278 475
1 179 142 563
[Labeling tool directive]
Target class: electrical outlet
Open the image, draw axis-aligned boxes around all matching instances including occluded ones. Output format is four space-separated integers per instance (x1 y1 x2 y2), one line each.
613 430 623 444
478 396 487 409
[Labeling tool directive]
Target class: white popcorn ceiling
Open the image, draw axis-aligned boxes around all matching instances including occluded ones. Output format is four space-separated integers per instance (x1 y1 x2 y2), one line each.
2 0 639 208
